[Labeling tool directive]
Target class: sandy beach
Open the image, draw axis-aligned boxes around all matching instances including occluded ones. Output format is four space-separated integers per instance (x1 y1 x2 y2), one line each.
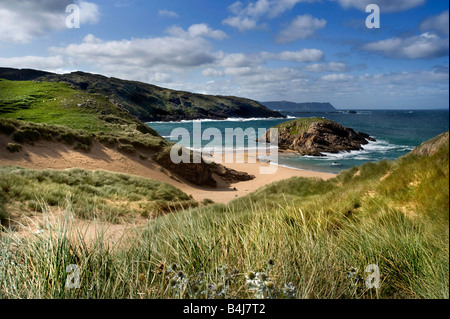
0 135 336 204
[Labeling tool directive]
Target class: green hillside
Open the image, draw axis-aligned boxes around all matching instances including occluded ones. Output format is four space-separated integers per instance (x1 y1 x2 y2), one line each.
0 78 167 155
0 68 285 122
0 79 156 135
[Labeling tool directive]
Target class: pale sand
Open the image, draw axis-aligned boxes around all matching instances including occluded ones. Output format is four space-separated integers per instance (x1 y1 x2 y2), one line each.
4 207 140 247
0 135 336 204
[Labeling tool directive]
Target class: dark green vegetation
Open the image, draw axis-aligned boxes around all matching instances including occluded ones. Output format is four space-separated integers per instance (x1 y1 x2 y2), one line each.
261 101 337 112
0 132 447 299
274 117 333 135
5 143 22 153
0 68 284 122
0 117 166 153
0 167 197 223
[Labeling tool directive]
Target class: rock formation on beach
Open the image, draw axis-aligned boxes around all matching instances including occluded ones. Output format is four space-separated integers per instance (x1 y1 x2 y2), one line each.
260 117 376 156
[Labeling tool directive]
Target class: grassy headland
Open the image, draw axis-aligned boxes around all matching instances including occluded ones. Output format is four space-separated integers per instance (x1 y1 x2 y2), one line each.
0 79 166 151
0 79 156 134
0 68 285 122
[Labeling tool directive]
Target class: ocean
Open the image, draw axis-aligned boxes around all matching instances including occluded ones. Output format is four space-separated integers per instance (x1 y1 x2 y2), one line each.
147 110 449 174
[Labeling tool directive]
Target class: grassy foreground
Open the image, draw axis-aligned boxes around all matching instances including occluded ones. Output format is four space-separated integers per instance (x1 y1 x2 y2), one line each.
0 167 197 223
0 133 448 299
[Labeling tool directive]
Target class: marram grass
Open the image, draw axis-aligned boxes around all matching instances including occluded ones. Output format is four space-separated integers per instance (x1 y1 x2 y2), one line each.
0 199 447 299
0 134 448 299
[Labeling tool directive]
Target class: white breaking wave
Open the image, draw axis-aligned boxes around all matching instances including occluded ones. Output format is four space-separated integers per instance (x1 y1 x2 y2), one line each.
147 116 292 124
319 139 414 160
189 145 279 153
276 139 413 162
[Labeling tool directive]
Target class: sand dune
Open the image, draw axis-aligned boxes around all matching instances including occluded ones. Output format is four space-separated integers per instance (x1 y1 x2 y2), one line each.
0 135 336 204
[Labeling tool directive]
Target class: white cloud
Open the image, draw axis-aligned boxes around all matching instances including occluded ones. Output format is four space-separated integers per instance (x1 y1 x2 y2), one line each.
148 72 172 83
224 67 259 76
333 0 425 13
222 0 316 31
216 52 262 67
158 9 179 18
167 24 228 40
202 68 225 77
263 49 325 63
0 55 68 71
222 16 260 31
320 73 354 81
420 10 449 37
79 1 100 24
363 32 449 59
304 62 349 72
50 33 217 69
37 24 228 84
276 15 327 43
269 0 315 18
0 0 100 44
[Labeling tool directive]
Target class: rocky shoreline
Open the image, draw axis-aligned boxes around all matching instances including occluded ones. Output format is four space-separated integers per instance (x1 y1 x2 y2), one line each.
261 117 376 156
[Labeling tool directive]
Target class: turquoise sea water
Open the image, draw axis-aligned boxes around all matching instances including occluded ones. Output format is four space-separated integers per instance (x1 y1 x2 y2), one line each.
147 110 449 174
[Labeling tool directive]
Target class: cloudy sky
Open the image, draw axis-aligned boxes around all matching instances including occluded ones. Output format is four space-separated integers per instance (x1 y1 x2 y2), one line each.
0 0 448 109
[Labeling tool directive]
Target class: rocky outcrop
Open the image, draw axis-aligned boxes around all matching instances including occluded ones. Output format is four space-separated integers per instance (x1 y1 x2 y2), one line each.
410 131 449 157
210 163 255 182
261 118 376 156
154 148 255 188
154 149 217 187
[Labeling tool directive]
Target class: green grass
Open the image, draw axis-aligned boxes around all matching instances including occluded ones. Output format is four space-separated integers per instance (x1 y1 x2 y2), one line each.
0 134 448 299
0 117 167 154
0 167 198 223
0 79 145 133
275 117 333 135
129 139 448 299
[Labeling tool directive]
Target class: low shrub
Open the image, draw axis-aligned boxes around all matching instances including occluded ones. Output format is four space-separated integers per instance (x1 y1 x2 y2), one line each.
6 143 22 153
98 134 117 146
0 119 16 135
202 198 215 206
118 144 135 154
0 191 8 222
12 129 41 144
74 143 91 152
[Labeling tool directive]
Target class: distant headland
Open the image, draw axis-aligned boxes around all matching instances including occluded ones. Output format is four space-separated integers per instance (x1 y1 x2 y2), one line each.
260 101 337 112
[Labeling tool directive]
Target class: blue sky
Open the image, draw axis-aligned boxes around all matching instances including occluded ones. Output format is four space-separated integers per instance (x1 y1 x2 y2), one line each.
0 0 448 109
